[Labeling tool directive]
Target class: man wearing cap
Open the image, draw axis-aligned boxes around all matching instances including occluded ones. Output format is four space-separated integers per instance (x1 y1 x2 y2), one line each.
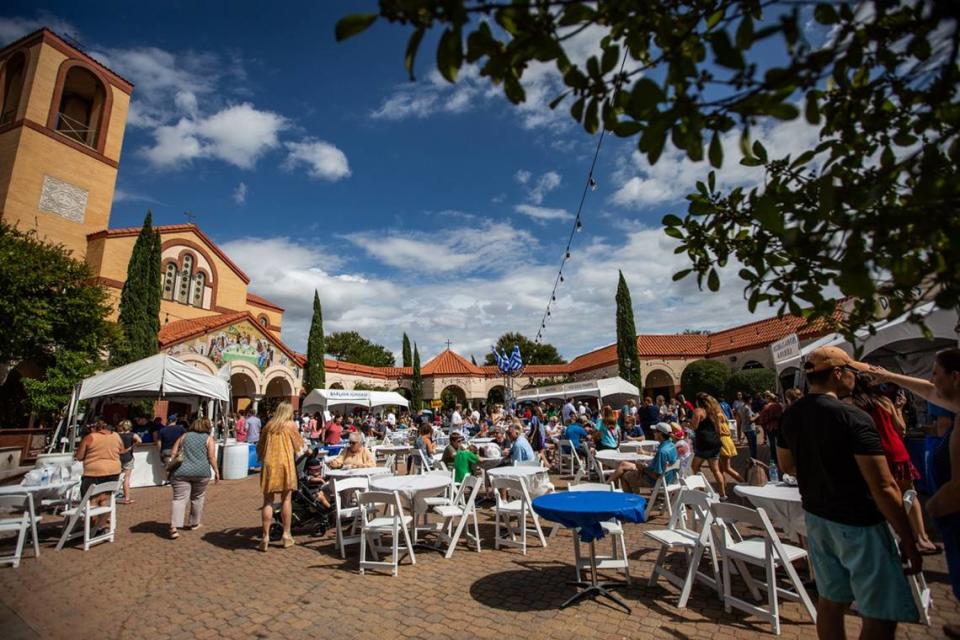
778 346 920 637
442 432 464 467
610 422 678 494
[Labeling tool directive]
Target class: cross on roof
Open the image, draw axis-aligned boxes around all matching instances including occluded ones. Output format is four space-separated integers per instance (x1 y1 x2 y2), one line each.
445 339 453 350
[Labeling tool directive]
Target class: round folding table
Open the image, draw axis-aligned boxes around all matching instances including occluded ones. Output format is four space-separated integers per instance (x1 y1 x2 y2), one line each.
324 466 391 480
532 491 646 613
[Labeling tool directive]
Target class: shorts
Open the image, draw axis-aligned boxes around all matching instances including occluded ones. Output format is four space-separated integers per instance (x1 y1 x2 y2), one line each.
122 460 135 471
620 467 654 494
804 511 918 622
81 474 120 498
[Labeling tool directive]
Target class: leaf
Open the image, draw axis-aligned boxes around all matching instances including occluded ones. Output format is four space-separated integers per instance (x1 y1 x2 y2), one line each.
805 92 820 124
752 140 768 163
626 78 664 116
672 268 693 281
664 226 684 239
570 97 585 121
548 91 570 110
754 195 784 233
601 45 620 74
708 131 723 168
814 4 839 25
708 170 716 191
335 13 378 42
768 103 799 120
662 214 683 226
584 98 599 134
707 268 720 292
736 16 754 49
437 28 463 83
709 31 743 70
404 28 426 81
706 9 724 29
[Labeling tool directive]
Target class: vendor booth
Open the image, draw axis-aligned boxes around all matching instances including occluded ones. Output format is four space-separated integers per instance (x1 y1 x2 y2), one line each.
514 376 640 404
59 354 232 487
301 388 410 414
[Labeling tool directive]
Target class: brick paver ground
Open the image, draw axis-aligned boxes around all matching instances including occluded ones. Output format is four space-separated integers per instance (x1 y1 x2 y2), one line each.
0 468 957 640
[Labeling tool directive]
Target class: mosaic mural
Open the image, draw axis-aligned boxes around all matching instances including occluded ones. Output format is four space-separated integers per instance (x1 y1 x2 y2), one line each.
166 320 301 378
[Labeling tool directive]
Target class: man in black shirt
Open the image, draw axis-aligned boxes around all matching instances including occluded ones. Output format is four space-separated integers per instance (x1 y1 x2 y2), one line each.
778 346 920 638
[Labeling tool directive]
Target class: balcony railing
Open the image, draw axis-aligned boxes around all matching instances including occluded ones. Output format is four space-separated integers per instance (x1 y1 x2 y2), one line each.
55 112 96 148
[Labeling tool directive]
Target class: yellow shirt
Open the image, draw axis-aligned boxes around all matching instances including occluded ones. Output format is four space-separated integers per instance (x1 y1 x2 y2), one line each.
328 447 375 469
77 431 123 477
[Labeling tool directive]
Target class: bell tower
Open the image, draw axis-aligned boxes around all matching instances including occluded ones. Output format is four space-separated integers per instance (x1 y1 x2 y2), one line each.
0 29 133 257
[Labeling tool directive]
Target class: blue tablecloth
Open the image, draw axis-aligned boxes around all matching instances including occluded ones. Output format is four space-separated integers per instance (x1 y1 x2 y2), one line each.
532 491 646 542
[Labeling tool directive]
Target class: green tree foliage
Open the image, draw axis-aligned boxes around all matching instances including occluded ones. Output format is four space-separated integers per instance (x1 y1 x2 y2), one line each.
484 332 565 366
402 332 412 367
615 271 642 390
411 344 423 411
338 0 960 339
471 354 477 366
114 211 161 365
325 331 396 367
681 359 731 399
353 381 391 391
304 290 326 390
0 222 113 421
725 368 778 399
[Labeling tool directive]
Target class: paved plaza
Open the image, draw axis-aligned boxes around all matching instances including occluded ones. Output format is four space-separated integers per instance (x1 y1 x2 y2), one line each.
1 467 957 640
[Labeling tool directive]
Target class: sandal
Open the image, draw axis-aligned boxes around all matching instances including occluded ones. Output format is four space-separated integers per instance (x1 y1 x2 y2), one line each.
169 529 180 539
184 524 202 531
281 535 296 548
118 499 135 505
257 538 269 552
919 544 943 556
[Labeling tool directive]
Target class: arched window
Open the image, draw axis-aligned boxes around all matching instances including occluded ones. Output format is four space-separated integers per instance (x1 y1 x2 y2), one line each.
191 272 206 307
257 314 269 328
55 66 106 148
1 52 26 124
176 254 193 303
161 263 177 300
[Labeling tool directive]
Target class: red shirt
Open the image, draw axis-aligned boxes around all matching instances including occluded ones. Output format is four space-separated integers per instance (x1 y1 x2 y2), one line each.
324 422 343 444
870 405 910 464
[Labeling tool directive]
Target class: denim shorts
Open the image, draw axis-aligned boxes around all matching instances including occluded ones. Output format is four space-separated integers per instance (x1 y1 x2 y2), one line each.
804 511 918 622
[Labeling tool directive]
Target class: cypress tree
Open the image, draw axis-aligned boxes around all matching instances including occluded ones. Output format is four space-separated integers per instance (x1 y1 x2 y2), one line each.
615 270 642 392
304 290 326 390
471 354 477 366
411 343 422 412
402 332 412 367
114 211 161 364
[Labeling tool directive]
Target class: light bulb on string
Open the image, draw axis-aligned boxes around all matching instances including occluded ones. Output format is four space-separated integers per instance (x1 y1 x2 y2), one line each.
565 250 571 259
560 274 565 283
576 218 583 232
589 176 598 191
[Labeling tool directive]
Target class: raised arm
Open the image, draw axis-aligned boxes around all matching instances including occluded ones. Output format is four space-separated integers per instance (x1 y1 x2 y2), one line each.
864 365 960 413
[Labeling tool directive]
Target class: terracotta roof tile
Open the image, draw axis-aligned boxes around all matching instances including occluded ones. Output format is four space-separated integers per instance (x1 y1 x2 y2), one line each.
421 350 485 376
158 311 299 362
246 292 284 312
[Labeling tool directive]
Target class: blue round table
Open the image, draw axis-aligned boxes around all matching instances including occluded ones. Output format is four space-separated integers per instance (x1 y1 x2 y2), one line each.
532 491 646 613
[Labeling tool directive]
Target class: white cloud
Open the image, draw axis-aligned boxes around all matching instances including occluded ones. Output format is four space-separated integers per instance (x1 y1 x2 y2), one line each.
0 14 80 47
283 139 352 181
527 170 562 204
514 204 573 222
232 182 247 205
611 117 821 208
222 221 775 362
112 188 160 205
514 170 531 185
142 103 287 169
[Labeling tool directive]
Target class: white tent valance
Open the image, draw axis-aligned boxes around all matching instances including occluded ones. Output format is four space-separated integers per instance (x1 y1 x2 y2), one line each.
515 376 640 403
78 353 230 402
301 388 409 413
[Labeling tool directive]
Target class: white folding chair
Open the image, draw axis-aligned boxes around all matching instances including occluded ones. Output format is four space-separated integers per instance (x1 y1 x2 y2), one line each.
432 474 483 558
568 482 630 582
56 480 119 551
491 475 547 554
358 490 416 576
585 448 615 483
412 448 432 474
333 477 369 559
0 495 32 567
645 489 721 608
710 502 816 635
900 490 933 625
644 460 682 521
557 439 585 480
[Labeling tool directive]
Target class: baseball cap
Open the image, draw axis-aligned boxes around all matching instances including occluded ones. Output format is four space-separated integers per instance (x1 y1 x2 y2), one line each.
803 346 868 374
653 422 673 436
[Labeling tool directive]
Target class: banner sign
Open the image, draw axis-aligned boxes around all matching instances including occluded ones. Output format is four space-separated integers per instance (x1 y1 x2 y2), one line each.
770 333 800 365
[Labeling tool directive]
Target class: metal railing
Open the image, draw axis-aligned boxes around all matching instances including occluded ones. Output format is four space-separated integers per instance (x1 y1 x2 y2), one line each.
55 111 96 147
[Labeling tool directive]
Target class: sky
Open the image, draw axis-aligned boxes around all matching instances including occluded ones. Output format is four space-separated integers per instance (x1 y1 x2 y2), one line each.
1 2 828 364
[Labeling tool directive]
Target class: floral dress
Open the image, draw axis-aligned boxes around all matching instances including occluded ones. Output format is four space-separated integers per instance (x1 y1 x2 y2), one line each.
256 422 304 494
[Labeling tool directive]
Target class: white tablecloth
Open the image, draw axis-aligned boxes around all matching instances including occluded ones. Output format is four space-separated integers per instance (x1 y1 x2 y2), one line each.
325 466 391 479
486 465 553 495
734 483 805 539
595 450 651 465
619 441 659 453
369 473 450 504
0 480 79 500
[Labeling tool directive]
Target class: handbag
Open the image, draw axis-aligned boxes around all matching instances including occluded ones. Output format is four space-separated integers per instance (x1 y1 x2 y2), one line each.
746 458 769 486
165 443 185 477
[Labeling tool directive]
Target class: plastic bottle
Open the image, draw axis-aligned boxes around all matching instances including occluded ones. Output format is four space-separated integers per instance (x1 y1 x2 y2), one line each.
41 466 50 486
768 461 779 483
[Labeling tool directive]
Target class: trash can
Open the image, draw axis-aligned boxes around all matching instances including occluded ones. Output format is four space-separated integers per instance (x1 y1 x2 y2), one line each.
222 442 249 480
248 442 262 471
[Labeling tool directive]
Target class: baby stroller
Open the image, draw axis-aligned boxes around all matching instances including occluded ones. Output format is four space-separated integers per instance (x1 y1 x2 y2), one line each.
269 450 334 540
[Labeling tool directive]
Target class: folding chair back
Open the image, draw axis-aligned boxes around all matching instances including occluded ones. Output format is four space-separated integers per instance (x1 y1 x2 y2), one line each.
901 490 933 625
333 477 369 558
491 475 546 553
56 480 119 551
358 490 416 575
644 460 682 520
0 494 31 568
435 474 483 558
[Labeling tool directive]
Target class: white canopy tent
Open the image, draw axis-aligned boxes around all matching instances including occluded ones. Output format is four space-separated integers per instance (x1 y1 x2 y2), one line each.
515 376 640 403
301 388 410 414
776 303 960 382
56 354 231 452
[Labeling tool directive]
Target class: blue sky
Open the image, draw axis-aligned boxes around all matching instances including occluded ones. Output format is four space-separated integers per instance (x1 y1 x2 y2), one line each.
2 3 825 363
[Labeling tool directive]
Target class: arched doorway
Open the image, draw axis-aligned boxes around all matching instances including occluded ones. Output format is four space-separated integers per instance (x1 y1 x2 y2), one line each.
440 385 467 410
329 382 344 390
779 367 800 391
230 372 257 413
486 385 505 406
742 361 765 370
644 369 674 400
263 376 294 416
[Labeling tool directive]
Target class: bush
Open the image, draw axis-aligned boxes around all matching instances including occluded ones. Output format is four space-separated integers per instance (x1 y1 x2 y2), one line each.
725 369 778 399
680 360 730 399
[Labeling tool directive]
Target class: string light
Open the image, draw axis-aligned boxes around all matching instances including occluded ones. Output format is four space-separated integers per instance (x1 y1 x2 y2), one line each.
532 52 628 342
